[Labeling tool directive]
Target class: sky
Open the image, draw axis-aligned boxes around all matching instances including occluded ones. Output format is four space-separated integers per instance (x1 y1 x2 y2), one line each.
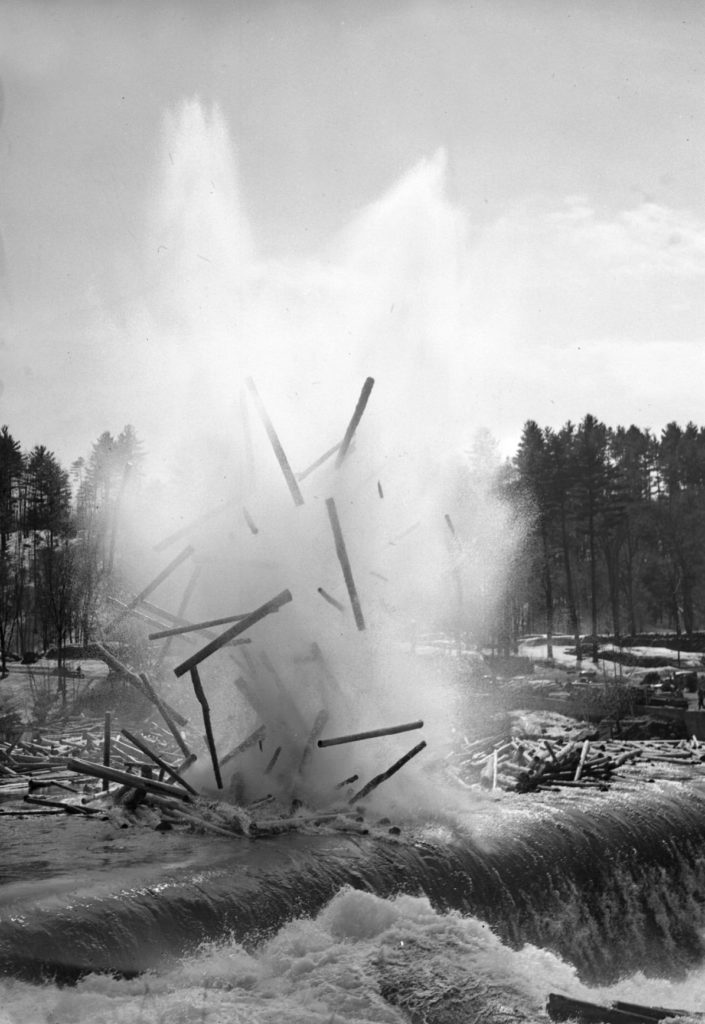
0 0 703 476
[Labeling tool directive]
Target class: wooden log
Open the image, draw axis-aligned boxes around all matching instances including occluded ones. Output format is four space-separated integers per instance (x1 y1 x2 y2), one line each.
121 728 198 795
107 545 195 630
245 377 304 506
155 564 202 672
102 712 111 792
138 673 191 758
189 668 222 789
318 720 424 748
574 740 591 781
335 377 375 468
24 795 99 816
158 806 243 840
348 741 427 804
298 710 329 774
66 757 192 801
219 724 266 768
173 589 293 678
297 442 341 482
317 588 345 612
335 773 359 789
149 615 250 640
264 746 282 775
326 498 365 631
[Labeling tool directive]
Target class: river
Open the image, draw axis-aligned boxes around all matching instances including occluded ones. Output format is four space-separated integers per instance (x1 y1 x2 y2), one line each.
2 762 705 1023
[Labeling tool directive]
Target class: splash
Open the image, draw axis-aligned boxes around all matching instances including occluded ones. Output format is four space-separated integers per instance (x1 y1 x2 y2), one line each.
111 97 526 813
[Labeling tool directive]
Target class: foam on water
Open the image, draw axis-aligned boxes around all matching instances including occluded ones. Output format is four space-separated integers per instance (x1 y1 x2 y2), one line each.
2 888 704 1024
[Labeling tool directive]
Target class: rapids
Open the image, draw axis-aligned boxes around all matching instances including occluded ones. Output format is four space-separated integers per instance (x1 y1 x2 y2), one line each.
2 772 705 1022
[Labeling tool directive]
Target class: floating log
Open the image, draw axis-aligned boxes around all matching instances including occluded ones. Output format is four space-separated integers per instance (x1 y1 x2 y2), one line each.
219 724 267 768
148 614 249 640
378 481 383 498
107 545 195 630
189 667 222 789
103 712 111 792
318 720 424 748
326 498 365 631
335 377 375 468
66 758 191 801
574 740 591 781
349 740 427 804
245 377 304 506
317 587 345 612
120 728 198 795
335 773 359 789
297 442 341 482
173 589 293 677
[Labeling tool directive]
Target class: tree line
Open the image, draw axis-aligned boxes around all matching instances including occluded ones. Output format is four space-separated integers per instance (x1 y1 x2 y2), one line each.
0 424 143 676
507 414 705 662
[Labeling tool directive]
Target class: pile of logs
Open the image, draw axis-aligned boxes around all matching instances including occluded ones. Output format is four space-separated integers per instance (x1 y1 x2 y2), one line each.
445 734 705 794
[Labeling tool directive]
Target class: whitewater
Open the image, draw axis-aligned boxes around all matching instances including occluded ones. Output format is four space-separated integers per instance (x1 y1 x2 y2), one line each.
3 766 705 1023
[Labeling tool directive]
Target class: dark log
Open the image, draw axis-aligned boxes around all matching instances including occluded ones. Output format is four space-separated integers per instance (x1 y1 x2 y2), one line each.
335 377 375 468
319 720 424 748
107 545 195 629
24 795 100 816
138 672 191 757
149 615 249 640
297 442 341 482
298 710 329 774
326 498 365 631
174 589 293 677
219 724 267 767
349 741 427 804
317 588 345 612
189 667 222 789
66 757 191 801
264 746 282 775
103 712 111 792
245 377 304 506
155 564 202 672
121 728 198 795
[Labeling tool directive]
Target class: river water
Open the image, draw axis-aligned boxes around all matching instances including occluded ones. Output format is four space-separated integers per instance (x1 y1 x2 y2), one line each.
2 765 705 1023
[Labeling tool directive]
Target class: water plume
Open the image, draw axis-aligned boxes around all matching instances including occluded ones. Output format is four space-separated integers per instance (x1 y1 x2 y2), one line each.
116 97 526 813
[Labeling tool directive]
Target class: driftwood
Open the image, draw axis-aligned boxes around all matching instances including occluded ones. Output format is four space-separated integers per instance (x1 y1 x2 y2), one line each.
319 720 423 748
148 615 250 641
326 498 365 631
317 588 345 612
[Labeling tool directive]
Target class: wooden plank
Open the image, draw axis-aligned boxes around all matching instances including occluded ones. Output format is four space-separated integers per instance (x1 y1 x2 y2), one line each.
335 377 375 468
318 720 423 748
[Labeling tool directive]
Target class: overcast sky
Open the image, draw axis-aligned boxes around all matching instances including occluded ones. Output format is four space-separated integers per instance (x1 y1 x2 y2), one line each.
0 0 703 475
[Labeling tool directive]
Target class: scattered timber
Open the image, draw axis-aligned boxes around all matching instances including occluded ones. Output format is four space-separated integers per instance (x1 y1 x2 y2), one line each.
335 377 375 468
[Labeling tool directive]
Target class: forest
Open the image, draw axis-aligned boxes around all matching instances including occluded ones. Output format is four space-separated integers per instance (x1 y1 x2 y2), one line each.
2 412 705 677
0 424 143 676
509 414 705 662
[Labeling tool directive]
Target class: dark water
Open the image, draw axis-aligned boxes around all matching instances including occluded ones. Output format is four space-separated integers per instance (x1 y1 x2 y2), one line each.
2 773 705 1022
